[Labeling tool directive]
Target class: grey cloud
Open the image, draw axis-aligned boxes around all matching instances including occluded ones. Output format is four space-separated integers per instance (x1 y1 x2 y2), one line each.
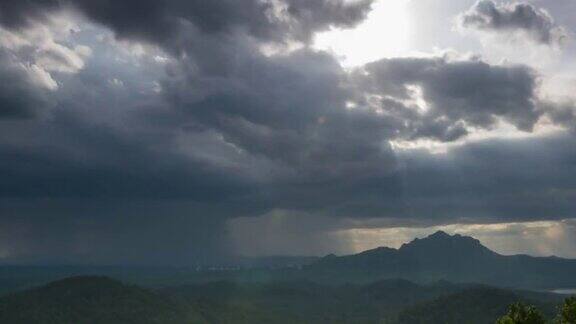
0 27 273 263
223 132 576 226
240 133 576 240
229 211 353 257
395 134 576 223
0 23 400 263
283 0 373 41
542 100 576 130
0 0 59 29
0 19 90 119
0 50 54 119
0 198 239 265
0 0 372 47
0 98 271 263
360 56 541 141
163 45 399 182
0 0 574 263
460 0 567 45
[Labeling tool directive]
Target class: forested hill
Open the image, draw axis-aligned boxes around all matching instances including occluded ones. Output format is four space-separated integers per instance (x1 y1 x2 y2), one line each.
0 276 567 324
0 276 205 324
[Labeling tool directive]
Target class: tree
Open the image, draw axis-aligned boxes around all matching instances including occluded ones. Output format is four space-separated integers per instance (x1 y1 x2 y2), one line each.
496 302 546 324
557 297 576 324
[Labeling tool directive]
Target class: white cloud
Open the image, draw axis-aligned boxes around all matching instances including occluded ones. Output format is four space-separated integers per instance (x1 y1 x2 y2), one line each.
0 13 90 86
25 63 58 90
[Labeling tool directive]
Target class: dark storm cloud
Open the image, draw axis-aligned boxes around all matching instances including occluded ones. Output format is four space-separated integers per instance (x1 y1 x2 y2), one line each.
0 0 575 263
360 56 541 141
0 84 270 265
0 0 60 29
249 132 576 237
0 0 372 46
230 133 576 257
0 198 245 265
163 47 399 183
0 50 53 119
277 134 576 223
460 0 567 45
0 119 253 200
171 50 566 223
0 21 274 264
543 100 576 131
283 0 373 39
395 134 576 223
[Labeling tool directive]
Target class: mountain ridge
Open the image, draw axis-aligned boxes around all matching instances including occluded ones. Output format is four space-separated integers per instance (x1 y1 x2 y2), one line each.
306 231 576 289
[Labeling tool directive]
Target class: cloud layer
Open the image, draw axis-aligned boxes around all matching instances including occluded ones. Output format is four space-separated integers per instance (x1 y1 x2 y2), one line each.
460 0 567 45
0 0 574 263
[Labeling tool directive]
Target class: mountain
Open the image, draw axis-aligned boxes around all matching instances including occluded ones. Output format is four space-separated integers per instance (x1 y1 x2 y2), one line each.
0 276 205 324
307 231 576 289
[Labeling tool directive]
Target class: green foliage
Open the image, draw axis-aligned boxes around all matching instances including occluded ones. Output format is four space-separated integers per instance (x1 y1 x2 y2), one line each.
496 302 546 324
557 297 576 324
0 276 206 324
397 288 540 324
0 275 569 324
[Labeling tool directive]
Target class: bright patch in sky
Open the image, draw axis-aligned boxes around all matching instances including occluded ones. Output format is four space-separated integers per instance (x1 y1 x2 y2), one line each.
336 219 576 258
314 0 411 66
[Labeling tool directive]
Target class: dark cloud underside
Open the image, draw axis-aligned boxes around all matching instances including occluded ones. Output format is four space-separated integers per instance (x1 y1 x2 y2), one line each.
0 0 574 263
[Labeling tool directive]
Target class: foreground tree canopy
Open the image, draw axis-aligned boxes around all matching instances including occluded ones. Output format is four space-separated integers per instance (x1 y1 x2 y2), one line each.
496 298 576 324
496 303 546 324
558 297 576 324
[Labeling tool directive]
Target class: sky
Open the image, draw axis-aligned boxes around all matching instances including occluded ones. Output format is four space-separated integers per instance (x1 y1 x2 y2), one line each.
0 0 575 265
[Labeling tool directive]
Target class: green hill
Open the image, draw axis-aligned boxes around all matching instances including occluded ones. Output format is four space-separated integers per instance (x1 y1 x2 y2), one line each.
0 276 205 324
0 275 567 324
398 287 560 324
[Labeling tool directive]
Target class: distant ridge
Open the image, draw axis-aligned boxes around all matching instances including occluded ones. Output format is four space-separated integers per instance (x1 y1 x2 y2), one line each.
307 231 576 289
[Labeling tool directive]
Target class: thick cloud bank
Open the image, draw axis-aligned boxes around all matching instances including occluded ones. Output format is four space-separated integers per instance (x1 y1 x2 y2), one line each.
0 0 372 45
360 56 540 141
0 0 574 263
